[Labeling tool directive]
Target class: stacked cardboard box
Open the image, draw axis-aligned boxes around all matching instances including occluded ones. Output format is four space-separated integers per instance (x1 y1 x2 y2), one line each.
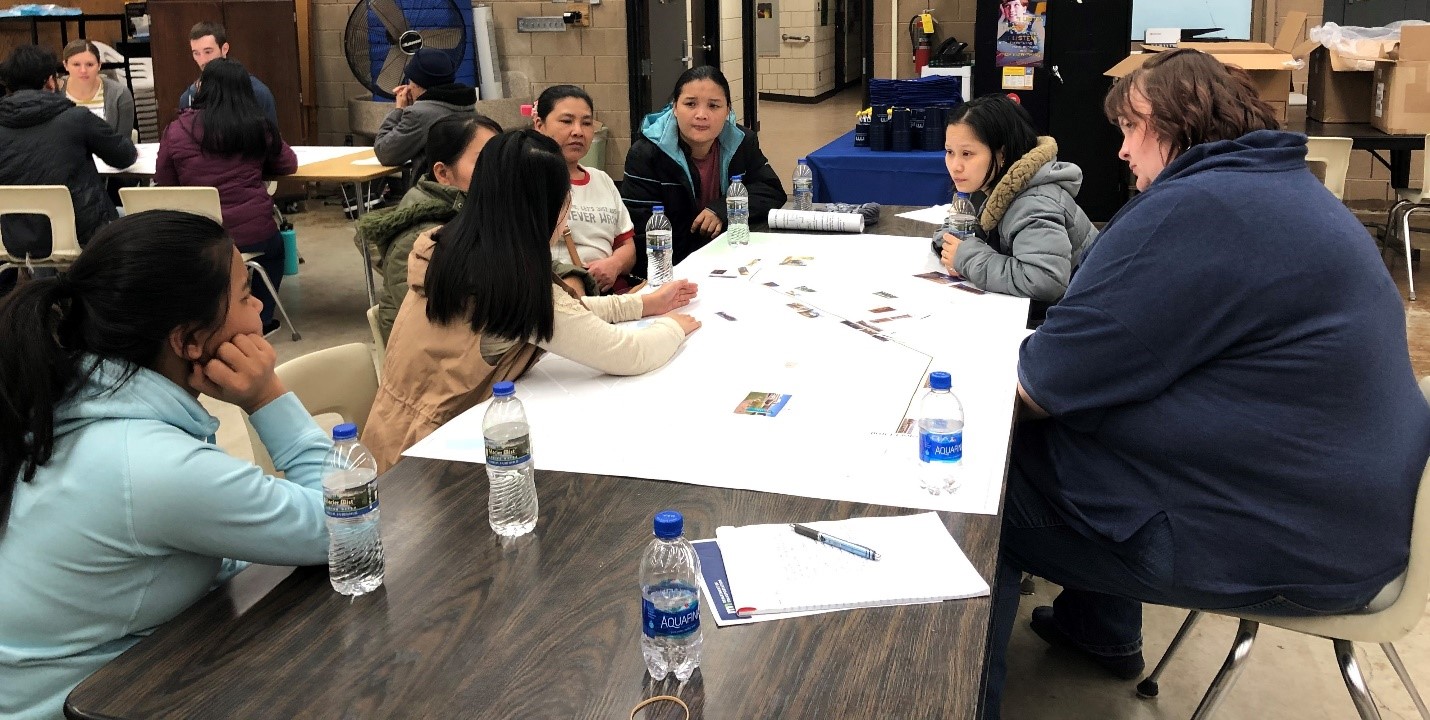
1372 25 1430 136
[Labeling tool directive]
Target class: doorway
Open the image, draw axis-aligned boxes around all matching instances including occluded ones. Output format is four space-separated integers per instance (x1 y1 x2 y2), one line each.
626 0 720 137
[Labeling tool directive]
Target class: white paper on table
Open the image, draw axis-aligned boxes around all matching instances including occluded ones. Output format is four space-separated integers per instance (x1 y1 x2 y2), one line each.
715 512 989 615
767 208 864 233
95 142 159 175
352 156 386 166
897 204 952 225
403 231 1029 515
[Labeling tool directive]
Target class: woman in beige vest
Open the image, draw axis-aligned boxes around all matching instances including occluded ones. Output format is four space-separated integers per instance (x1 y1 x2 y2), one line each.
365 129 701 470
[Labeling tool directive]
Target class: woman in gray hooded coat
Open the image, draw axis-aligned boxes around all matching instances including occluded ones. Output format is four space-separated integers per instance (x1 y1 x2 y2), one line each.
934 94 1097 326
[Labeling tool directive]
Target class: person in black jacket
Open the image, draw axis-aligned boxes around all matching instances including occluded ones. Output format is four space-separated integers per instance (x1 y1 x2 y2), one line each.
623 66 786 275
0 45 136 260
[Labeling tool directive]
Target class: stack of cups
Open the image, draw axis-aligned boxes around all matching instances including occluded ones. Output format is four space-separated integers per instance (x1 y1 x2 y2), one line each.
923 106 947 151
890 107 911 152
869 105 890 152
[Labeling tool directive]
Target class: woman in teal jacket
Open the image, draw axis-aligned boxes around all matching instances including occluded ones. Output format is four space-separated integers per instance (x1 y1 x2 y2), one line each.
0 211 331 720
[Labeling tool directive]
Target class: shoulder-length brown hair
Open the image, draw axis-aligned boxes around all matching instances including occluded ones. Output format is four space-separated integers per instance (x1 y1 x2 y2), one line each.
1104 48 1281 164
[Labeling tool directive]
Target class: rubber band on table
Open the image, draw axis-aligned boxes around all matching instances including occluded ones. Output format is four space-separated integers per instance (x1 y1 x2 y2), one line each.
628 694 690 719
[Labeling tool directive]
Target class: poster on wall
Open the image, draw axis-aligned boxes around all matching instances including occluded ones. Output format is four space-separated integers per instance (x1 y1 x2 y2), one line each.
995 0 1047 67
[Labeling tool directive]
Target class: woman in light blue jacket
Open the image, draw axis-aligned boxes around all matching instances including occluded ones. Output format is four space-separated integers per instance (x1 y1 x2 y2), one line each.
0 211 331 720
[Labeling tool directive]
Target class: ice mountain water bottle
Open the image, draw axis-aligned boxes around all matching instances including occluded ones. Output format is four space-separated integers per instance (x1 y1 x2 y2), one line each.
639 510 703 681
323 423 385 596
483 381 539 537
918 371 965 495
646 206 674 288
792 158 814 211
726 174 749 246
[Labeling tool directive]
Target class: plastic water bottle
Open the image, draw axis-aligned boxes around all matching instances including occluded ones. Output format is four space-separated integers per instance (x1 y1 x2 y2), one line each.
323 423 384 596
792 158 814 211
483 381 539 537
918 371 965 495
639 509 703 682
726 174 749 246
946 191 979 242
646 205 674 288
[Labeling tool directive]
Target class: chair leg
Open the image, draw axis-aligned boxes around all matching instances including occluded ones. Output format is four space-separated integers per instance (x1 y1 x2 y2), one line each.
1137 610 1203 698
1404 207 1421 301
1336 639 1384 720
247 261 301 341
1189 619 1259 720
1385 200 1412 252
1381 642 1430 720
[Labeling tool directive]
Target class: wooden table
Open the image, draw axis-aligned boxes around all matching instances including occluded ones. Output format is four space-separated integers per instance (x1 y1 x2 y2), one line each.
66 457 1001 719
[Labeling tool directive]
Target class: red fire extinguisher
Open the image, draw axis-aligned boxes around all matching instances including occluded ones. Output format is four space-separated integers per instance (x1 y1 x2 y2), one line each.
910 12 936 74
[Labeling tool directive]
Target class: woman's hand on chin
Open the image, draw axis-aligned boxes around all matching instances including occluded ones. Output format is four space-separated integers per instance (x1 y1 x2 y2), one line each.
188 333 287 414
641 279 699 317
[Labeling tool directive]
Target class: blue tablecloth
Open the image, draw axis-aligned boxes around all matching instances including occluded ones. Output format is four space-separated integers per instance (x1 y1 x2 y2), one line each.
805 130 952 206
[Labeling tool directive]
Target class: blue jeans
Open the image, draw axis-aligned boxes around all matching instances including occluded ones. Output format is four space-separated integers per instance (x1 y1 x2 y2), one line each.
244 231 286 327
980 421 1378 720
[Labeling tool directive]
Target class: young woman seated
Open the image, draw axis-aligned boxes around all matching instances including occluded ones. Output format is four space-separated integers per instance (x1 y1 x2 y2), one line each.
935 94 1097 326
622 66 786 276
533 84 639 293
363 130 701 470
0 211 330 720
155 58 297 335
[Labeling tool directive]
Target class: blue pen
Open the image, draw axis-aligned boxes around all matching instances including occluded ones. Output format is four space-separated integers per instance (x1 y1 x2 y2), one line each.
790 523 881 561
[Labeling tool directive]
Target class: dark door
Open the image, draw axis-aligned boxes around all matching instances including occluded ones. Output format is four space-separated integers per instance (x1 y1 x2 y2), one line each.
628 0 719 137
1045 0 1132 222
223 0 306 143
835 0 864 87
147 0 222 133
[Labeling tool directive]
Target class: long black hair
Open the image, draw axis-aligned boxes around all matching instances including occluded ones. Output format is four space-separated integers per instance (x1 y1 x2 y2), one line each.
421 112 503 180
192 58 280 160
670 65 732 106
536 84 594 119
424 129 569 342
0 211 234 529
946 94 1039 191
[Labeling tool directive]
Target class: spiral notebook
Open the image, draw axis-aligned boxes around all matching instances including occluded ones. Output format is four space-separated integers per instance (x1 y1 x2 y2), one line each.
714 512 989 616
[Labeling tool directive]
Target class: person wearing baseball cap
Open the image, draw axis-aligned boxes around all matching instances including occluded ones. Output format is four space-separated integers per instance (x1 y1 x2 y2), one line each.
374 48 476 174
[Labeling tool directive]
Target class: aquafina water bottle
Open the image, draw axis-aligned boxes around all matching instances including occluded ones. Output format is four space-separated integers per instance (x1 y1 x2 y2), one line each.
792 158 814 211
323 423 384 596
726 174 749 246
639 509 702 681
646 206 674 288
918 371 965 495
483 381 539 537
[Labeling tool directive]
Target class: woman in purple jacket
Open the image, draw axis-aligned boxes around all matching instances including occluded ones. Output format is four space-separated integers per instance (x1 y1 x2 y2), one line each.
156 58 297 334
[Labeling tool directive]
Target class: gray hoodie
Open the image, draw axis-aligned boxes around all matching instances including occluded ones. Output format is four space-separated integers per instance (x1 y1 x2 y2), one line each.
934 136 1097 303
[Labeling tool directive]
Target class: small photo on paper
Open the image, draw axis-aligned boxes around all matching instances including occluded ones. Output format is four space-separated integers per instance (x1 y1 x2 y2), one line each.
794 285 817 293
763 280 781 288
897 418 915 434
708 268 736 278
874 290 898 299
787 302 820 318
914 271 958 286
871 313 913 323
781 256 814 266
869 306 896 313
715 311 738 321
734 391 792 417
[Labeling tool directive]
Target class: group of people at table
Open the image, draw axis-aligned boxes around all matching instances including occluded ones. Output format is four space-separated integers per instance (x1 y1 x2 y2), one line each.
0 33 1425 720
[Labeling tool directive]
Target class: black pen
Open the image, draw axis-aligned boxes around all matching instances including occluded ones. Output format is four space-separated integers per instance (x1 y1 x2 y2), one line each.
790 523 881 561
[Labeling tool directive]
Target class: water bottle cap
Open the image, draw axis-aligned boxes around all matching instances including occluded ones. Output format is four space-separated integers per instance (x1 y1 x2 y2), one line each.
731 174 743 182
955 191 970 199
797 158 808 164
929 371 951 390
652 205 664 213
492 381 515 397
332 422 358 440
653 509 683 538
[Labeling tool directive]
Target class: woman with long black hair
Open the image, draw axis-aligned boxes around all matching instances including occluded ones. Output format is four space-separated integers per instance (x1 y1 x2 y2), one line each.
0 211 330 720
364 129 701 470
156 58 297 335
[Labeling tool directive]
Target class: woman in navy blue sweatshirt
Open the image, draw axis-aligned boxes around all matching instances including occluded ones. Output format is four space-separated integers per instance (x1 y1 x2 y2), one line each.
980 48 1430 717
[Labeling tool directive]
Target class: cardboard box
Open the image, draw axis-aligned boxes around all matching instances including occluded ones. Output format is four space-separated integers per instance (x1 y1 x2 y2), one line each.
1307 46 1374 122
1371 25 1430 135
1105 12 1307 123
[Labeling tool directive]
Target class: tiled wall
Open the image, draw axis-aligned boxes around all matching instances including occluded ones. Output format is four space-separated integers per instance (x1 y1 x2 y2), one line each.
755 0 835 97
311 0 632 178
870 0 973 81
722 0 747 119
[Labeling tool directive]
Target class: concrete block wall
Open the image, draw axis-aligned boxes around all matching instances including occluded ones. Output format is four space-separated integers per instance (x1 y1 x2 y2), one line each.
755 0 835 96
310 0 631 178
722 0 746 117
871 0 972 80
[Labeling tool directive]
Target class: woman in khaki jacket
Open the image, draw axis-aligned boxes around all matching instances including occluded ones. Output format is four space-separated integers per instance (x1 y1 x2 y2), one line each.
365 129 701 470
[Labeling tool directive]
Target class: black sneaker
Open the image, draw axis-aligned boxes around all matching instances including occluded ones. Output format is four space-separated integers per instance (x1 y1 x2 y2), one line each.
1029 606 1145 680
